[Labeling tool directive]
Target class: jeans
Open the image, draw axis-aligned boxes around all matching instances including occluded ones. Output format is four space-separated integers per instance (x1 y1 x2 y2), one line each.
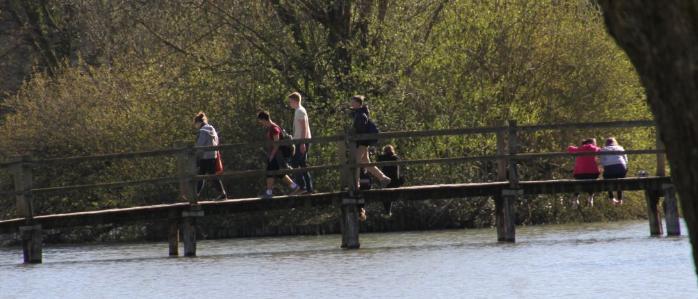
291 143 313 192
603 164 627 200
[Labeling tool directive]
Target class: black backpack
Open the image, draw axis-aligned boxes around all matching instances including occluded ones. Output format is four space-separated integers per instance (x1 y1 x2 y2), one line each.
278 127 295 158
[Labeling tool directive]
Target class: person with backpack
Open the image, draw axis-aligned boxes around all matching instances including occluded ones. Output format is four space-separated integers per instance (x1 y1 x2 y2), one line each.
348 95 391 221
349 95 392 187
193 112 227 200
287 92 314 194
567 138 601 207
600 137 628 205
257 110 303 199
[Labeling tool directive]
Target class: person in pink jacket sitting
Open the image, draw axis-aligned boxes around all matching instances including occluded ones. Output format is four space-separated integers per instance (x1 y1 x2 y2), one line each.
567 138 601 207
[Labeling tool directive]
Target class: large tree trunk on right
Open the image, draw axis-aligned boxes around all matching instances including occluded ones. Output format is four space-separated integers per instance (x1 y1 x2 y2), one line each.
597 1 698 279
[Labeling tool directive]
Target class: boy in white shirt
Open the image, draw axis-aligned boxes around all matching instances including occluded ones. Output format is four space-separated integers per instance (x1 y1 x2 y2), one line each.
288 92 314 194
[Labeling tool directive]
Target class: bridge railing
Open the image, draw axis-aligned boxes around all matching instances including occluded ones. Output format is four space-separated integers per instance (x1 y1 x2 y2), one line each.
0 119 664 220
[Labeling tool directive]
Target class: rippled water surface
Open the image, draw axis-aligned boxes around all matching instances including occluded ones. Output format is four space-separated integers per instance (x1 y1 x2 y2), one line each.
1 220 696 298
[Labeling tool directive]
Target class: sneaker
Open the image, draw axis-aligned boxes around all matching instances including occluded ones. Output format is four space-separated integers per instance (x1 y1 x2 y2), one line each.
379 177 392 189
359 208 367 222
214 194 227 201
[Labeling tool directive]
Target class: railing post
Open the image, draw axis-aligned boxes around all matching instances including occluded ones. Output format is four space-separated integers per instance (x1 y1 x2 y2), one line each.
339 128 360 249
176 143 202 257
507 120 519 188
498 120 518 243
12 155 42 263
656 132 666 177
662 183 681 236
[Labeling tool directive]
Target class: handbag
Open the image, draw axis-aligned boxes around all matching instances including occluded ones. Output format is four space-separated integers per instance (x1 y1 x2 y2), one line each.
215 151 224 175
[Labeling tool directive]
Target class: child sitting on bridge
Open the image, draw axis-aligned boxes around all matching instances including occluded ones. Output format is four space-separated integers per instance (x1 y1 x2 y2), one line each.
567 138 601 207
600 137 628 205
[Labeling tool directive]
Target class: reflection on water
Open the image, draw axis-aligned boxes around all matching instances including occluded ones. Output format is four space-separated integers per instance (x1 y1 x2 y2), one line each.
0 221 695 298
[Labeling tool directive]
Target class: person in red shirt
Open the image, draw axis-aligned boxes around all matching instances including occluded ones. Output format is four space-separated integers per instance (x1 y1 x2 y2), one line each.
567 138 601 207
257 110 302 198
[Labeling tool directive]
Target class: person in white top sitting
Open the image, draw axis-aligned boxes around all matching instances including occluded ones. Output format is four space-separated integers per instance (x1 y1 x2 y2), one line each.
600 137 628 205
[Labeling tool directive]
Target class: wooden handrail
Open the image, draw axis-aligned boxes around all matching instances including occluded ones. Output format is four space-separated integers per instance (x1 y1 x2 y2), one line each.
518 120 654 132
0 119 655 168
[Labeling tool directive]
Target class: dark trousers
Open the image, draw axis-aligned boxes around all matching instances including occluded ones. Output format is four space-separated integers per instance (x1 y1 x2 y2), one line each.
197 159 226 196
603 164 628 200
291 143 313 192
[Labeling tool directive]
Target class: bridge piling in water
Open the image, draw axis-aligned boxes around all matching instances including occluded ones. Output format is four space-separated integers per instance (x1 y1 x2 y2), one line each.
168 210 180 256
13 156 42 263
663 184 680 236
340 197 361 249
645 189 663 236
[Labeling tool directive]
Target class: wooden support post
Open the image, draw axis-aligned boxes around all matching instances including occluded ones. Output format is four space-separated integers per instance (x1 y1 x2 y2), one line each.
656 133 666 177
498 189 519 242
168 210 180 256
337 130 351 191
645 189 663 236
663 184 681 236
182 206 203 257
338 128 361 249
506 120 519 188
13 156 42 263
496 120 519 243
496 127 507 181
20 225 42 264
494 126 511 241
345 128 359 197
176 144 201 256
176 143 198 203
340 197 361 249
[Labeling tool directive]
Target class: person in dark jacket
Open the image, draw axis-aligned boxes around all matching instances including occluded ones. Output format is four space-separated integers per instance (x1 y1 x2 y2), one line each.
377 145 405 215
193 112 227 200
349 95 391 221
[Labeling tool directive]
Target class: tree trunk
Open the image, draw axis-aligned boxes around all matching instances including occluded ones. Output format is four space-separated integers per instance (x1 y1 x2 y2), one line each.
597 1 698 279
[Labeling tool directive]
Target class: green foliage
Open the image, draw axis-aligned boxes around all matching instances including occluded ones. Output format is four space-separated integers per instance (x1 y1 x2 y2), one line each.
0 0 656 234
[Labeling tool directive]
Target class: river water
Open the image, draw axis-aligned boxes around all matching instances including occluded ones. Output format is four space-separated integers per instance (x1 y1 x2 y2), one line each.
0 220 696 298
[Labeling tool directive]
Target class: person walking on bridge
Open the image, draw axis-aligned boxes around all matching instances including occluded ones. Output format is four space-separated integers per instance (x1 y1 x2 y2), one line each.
349 95 392 189
257 110 303 199
288 92 314 194
349 95 391 221
600 137 628 205
567 138 600 207
193 112 227 200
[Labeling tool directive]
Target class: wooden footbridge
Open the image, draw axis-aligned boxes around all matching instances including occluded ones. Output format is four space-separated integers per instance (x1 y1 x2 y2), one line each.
0 120 679 264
